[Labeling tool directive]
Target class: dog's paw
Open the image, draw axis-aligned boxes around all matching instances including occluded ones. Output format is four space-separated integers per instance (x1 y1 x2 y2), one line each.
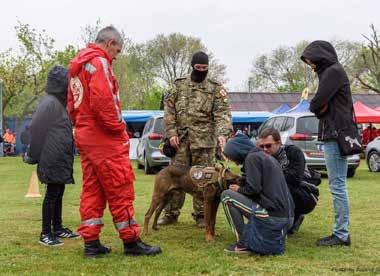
152 225 160 231
205 234 214 242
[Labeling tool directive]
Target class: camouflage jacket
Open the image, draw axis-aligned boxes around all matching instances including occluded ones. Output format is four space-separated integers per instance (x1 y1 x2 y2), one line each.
164 75 233 149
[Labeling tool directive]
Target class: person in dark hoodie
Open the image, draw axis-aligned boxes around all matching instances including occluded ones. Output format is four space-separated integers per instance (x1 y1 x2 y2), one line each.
301 40 353 247
24 65 79 246
221 134 294 255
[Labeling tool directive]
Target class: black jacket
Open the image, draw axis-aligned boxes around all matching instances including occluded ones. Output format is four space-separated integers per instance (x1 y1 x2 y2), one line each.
28 66 74 185
241 148 294 218
301 41 354 141
282 145 305 189
224 135 294 218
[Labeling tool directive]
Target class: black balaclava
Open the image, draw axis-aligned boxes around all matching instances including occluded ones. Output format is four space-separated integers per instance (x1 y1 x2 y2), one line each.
191 51 209 83
46 65 69 106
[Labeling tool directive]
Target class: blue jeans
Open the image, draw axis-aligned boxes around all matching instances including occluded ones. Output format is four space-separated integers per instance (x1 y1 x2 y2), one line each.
324 141 350 241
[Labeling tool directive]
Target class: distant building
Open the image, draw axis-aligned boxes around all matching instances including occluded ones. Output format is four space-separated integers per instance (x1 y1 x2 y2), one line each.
228 92 380 112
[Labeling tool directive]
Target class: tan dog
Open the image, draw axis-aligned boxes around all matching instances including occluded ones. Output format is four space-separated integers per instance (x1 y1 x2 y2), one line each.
143 163 240 241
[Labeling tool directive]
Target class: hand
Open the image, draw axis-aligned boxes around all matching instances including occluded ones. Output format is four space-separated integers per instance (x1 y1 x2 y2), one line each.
169 136 180 149
229 184 240 192
218 136 226 151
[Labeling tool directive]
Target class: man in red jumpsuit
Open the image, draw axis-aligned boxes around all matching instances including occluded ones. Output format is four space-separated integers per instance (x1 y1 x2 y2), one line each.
68 26 161 257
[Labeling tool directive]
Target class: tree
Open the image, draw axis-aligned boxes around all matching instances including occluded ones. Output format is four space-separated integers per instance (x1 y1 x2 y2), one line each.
146 33 227 87
355 24 380 93
0 22 77 117
80 18 102 46
248 40 361 92
114 43 159 109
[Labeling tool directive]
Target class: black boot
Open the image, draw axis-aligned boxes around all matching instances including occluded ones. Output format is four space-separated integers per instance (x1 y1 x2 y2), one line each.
124 239 162 256
84 240 111 258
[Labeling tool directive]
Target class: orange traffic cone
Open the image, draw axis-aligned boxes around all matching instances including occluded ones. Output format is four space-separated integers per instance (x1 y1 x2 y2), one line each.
25 171 41 198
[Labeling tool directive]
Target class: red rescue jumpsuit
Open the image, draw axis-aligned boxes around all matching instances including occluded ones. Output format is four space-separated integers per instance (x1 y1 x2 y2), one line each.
67 44 140 243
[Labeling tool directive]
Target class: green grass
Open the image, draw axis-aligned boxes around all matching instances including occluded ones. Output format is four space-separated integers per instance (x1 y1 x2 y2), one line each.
0 157 379 275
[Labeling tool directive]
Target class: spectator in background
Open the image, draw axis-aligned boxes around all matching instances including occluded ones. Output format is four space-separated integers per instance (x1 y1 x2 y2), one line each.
3 128 16 155
20 125 30 154
3 128 13 143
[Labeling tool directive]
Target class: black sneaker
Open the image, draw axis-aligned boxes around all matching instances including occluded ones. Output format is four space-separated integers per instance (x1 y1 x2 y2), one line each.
39 233 64 247
124 239 162 256
316 234 351 247
55 228 81 239
224 241 250 254
84 240 111 258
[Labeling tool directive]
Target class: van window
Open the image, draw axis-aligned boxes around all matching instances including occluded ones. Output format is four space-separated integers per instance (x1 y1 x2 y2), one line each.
282 117 295 131
143 119 153 135
258 118 275 135
296 116 319 135
272 117 286 131
153 118 164 134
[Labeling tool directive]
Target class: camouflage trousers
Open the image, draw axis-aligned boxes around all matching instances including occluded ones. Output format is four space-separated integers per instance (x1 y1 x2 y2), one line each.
163 139 215 221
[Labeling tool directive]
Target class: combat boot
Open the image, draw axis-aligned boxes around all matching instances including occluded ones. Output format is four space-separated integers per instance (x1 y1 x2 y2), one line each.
124 238 162 256
84 239 111 258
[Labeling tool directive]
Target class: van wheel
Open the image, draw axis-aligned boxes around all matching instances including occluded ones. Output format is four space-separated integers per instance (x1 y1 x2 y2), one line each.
144 154 154 175
347 168 356 178
368 151 380 172
137 162 144 169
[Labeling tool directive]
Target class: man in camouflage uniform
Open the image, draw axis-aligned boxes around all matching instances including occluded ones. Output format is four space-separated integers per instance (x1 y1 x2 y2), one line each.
159 51 233 227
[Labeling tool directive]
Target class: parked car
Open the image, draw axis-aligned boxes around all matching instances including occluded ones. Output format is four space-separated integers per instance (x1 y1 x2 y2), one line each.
252 112 360 178
365 137 380 172
136 115 170 174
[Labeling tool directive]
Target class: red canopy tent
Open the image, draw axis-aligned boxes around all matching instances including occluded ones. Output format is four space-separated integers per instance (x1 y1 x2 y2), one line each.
375 106 380 112
353 101 380 123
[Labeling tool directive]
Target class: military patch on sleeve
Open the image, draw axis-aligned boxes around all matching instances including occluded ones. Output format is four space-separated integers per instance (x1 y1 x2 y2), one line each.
219 88 228 98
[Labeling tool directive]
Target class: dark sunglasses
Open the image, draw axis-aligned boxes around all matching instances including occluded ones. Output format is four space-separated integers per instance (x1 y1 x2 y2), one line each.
259 143 274 149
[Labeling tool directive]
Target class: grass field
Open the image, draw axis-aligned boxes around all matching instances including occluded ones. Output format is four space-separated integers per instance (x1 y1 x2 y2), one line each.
0 157 379 275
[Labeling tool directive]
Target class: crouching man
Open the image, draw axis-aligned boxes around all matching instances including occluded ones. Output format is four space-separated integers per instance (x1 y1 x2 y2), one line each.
221 134 294 255
257 128 318 234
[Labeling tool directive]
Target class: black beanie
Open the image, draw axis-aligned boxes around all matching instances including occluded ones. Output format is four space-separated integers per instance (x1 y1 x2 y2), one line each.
191 51 209 67
224 134 255 164
46 65 68 95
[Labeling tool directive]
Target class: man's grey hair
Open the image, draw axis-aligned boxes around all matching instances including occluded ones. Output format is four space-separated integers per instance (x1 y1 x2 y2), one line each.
95 26 123 45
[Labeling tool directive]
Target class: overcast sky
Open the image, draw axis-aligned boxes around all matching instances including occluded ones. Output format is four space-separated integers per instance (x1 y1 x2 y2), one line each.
1 0 379 90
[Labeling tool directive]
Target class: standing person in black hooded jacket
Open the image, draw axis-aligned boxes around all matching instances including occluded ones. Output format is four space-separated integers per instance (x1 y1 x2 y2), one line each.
301 41 353 247
24 65 79 246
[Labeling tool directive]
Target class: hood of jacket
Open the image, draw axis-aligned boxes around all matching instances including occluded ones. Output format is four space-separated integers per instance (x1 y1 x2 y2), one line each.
46 65 68 105
69 43 111 77
223 134 257 164
301 40 338 74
